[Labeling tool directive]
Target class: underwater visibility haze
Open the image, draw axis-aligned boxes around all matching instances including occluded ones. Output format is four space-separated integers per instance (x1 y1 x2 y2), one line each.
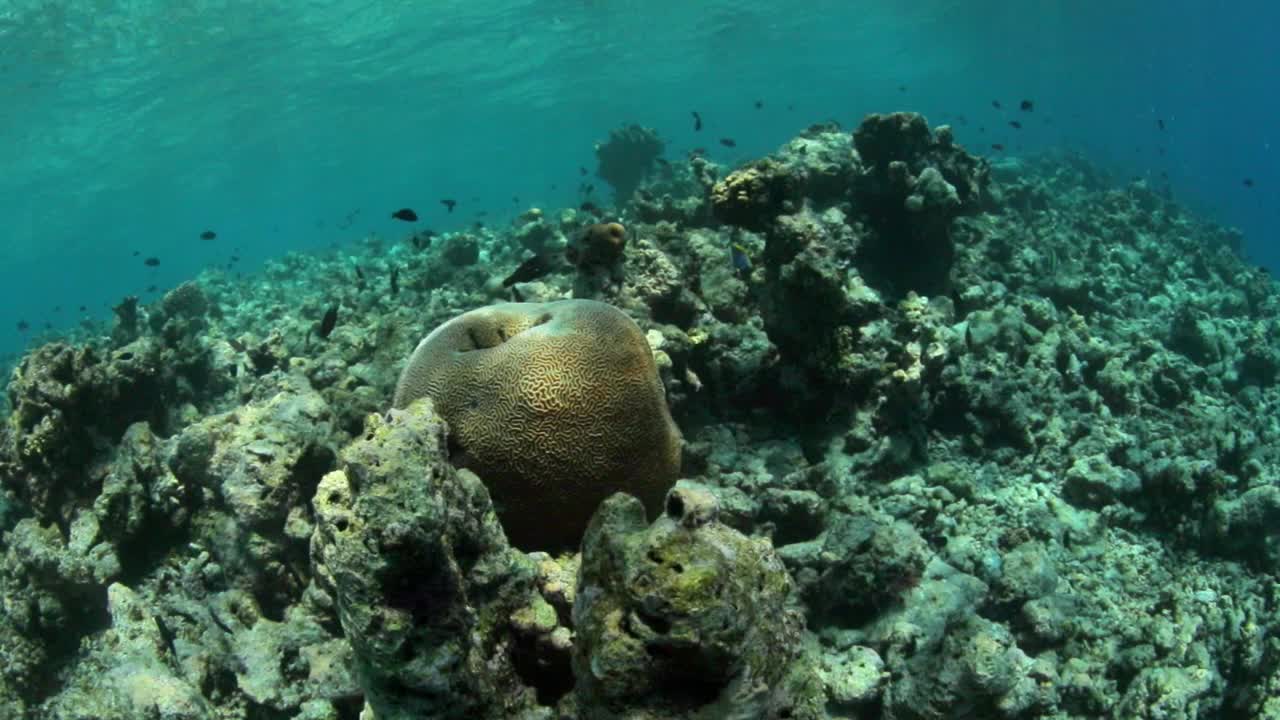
1 0 1280 718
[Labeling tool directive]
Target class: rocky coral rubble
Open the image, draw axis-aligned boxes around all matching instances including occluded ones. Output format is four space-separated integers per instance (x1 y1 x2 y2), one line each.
1 110 1279 719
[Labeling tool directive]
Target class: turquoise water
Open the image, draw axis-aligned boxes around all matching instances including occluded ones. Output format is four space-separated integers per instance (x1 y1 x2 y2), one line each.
0 0 1275 355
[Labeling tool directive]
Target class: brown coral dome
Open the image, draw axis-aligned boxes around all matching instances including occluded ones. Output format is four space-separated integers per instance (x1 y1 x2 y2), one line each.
566 222 627 268
392 299 682 550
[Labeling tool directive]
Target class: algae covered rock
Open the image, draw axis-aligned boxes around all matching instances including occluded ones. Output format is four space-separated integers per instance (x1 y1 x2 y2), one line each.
2 340 170 520
572 485 814 720
710 158 800 232
310 400 547 719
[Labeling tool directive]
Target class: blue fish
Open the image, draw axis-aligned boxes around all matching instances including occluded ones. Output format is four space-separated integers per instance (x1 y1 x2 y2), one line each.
730 243 752 274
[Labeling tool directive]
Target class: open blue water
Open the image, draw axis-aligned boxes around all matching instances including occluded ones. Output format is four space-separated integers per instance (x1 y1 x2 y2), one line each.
1 0 1275 360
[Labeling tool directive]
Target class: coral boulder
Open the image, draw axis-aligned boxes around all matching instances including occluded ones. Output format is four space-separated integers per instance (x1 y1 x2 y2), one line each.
393 299 682 550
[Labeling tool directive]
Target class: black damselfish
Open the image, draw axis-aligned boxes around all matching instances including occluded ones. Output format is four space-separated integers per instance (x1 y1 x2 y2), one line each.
391 208 418 222
441 199 457 213
502 254 553 287
318 306 339 339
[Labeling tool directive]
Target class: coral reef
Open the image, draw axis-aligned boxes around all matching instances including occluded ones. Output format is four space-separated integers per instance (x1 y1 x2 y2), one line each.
393 299 682 550
1 109 1279 719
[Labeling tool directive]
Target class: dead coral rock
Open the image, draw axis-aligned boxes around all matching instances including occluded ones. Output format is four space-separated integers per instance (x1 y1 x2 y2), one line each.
169 373 336 609
710 158 801 232
2 339 169 522
619 237 698 326
852 112 991 298
441 233 480 266
573 489 817 719
595 124 665 200
311 402 548 718
774 122 859 205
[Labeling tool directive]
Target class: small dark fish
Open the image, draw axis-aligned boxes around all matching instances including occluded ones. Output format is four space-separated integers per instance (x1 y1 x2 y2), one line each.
391 208 418 222
990 144 1005 151
154 616 177 661
1008 121 1022 129
580 201 599 213
474 221 485 230
16 320 28 332
53 305 61 312
690 147 707 156
411 232 434 250
390 267 400 296
230 255 240 263
512 196 519 204
582 183 595 195
579 166 588 176
754 99 764 108
441 199 457 213
1157 118 1166 131
991 100 1002 109
691 111 703 131
200 230 217 240
147 285 158 293
144 257 160 267
78 305 86 312
228 338 246 353
318 306 339 339
1019 100 1033 111
898 85 907 93
132 250 140 256
502 254 553 287
1243 178 1255 188
719 138 737 147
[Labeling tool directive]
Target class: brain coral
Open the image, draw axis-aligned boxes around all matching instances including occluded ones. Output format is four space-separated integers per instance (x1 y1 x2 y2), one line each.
393 299 682 550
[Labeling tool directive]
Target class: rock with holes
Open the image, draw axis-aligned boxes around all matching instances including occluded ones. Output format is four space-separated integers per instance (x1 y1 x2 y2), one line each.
311 400 562 719
572 486 820 720
393 299 682 551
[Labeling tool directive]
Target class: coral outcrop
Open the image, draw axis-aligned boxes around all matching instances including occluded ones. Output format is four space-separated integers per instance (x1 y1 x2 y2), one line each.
310 401 550 719
852 112 991 297
573 485 820 720
595 124 665 201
